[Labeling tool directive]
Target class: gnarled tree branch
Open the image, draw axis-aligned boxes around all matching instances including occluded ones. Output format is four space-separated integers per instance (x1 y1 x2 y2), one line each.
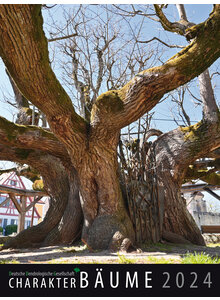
90 5 220 137
0 4 87 148
154 4 195 36
0 116 68 160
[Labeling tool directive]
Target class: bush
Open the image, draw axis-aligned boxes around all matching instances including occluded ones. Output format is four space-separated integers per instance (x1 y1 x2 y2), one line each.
5 225 17 236
0 227 3 233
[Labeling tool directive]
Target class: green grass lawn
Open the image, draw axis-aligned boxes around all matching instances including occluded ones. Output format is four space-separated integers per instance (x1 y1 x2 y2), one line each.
181 252 220 264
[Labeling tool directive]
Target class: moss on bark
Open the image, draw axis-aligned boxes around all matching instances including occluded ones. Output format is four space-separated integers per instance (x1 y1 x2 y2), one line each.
32 179 44 191
0 116 58 142
180 121 207 142
14 148 34 160
91 90 124 121
185 165 220 185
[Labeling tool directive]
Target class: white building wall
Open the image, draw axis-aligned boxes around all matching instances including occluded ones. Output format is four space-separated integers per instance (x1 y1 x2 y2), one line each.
185 192 220 229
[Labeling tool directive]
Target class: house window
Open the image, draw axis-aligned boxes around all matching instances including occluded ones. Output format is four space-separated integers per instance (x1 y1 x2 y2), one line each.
10 180 17 186
3 200 10 207
3 201 9 208
26 221 31 229
11 219 15 225
3 219 8 228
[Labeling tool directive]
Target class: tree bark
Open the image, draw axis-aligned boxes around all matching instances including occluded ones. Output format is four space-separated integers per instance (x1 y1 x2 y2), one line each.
42 170 83 246
152 5 215 246
76 139 135 250
150 117 220 246
160 173 205 245
0 146 83 249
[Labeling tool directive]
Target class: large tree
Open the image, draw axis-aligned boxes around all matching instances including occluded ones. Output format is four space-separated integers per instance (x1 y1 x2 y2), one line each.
0 4 220 250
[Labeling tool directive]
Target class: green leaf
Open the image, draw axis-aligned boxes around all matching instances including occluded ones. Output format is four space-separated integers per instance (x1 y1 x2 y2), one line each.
74 267 80 273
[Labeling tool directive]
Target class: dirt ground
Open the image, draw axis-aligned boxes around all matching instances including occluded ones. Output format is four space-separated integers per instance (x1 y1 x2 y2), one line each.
1 241 220 264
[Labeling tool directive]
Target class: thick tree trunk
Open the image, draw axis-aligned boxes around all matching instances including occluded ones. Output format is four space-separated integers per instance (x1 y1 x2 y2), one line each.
42 171 83 246
1 144 133 250
1 4 220 252
2 155 83 249
152 133 206 246
161 175 205 245
77 143 135 250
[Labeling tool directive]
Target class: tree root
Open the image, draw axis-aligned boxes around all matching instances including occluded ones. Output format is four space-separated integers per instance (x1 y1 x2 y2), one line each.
162 230 193 245
109 231 133 252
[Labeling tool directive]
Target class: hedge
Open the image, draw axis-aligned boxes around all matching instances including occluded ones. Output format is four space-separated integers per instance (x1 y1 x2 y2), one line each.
5 225 17 236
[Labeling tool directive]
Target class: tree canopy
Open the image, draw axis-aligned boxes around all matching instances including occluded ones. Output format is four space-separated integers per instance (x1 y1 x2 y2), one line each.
0 4 220 250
